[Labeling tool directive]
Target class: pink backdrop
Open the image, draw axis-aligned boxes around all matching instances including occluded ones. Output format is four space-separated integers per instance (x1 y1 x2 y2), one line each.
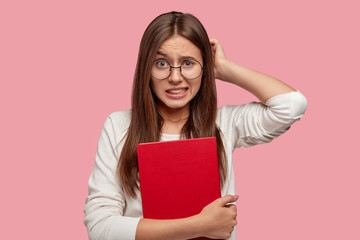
1 0 359 239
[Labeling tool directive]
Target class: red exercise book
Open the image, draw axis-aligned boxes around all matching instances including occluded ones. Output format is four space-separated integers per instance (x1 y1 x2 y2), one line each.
137 137 222 240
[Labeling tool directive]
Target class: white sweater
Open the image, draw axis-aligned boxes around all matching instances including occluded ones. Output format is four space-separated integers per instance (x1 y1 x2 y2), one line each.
83 91 307 240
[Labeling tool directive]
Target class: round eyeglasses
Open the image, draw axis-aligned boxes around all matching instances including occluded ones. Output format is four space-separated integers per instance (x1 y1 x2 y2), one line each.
151 59 203 80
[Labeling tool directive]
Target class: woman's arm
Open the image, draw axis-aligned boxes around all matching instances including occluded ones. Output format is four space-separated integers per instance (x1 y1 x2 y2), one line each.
210 39 296 104
136 195 238 240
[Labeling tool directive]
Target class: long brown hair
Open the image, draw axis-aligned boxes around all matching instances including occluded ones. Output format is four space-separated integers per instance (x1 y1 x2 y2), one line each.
118 11 227 198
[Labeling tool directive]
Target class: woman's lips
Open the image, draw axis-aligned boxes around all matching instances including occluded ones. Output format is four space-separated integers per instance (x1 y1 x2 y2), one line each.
165 87 189 99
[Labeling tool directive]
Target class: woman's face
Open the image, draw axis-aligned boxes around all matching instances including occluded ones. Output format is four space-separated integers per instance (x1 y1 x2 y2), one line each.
150 35 203 114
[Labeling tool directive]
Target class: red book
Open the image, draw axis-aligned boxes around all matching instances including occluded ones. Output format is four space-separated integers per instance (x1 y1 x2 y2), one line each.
137 137 222 240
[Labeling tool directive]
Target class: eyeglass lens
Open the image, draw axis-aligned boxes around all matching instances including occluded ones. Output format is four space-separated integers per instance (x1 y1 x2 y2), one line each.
151 59 202 80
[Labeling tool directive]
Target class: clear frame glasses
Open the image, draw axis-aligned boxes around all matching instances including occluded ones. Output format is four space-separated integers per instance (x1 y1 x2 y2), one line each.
151 59 203 80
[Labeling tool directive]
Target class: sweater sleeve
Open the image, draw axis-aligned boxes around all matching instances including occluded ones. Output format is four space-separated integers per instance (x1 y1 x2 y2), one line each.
218 91 307 149
83 115 140 240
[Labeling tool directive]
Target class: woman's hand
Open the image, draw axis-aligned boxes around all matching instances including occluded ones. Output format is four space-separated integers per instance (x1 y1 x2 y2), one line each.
196 195 239 239
210 38 228 81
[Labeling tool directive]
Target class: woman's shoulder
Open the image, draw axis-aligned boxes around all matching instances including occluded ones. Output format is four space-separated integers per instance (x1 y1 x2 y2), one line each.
216 103 252 121
103 109 132 143
108 109 132 124
215 102 261 138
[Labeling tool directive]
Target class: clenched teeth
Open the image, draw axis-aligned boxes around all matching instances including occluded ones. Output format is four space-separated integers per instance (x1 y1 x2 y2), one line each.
167 89 187 94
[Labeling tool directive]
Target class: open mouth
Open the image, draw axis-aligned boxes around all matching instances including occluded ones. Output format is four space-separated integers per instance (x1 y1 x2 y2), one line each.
166 88 188 95
165 87 189 98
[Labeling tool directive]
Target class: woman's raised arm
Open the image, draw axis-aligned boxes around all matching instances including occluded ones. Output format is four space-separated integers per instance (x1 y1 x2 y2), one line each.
210 39 296 104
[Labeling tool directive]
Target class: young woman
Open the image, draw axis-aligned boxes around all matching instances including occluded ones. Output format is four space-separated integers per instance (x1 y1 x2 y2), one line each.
83 11 307 240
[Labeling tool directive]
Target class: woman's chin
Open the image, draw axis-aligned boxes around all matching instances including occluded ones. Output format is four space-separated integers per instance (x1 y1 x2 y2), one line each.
159 101 190 112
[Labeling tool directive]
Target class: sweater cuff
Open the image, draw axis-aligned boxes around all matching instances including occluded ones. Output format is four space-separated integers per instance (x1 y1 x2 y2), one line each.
108 216 141 240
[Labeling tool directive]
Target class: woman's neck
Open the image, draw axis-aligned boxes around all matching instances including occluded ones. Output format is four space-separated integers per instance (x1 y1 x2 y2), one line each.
158 104 189 134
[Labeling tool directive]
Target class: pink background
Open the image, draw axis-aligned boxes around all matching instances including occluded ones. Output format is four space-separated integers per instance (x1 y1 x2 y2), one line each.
1 0 359 239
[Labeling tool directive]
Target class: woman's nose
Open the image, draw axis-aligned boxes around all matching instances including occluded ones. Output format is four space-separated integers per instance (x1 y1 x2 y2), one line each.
168 67 183 83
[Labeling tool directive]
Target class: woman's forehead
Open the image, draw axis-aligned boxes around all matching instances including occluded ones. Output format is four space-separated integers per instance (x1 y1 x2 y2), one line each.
156 35 202 60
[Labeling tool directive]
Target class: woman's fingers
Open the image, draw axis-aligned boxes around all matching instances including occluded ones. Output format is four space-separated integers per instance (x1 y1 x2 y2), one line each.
197 195 238 238
209 38 228 80
218 194 239 206
209 38 226 58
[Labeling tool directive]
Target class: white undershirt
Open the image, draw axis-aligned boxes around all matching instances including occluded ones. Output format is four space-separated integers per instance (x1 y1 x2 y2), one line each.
160 133 181 141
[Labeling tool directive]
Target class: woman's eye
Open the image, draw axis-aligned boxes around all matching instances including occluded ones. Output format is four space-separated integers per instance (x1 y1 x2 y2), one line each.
183 60 194 67
155 60 168 68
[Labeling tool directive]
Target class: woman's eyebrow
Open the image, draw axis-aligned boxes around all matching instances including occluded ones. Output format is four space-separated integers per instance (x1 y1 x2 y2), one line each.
156 51 167 57
180 56 197 60
155 51 198 61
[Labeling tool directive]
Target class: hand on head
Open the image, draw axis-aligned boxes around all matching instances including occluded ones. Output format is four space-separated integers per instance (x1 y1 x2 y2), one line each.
210 39 228 80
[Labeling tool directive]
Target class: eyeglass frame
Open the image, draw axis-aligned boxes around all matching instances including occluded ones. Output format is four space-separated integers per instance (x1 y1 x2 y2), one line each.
151 59 204 80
